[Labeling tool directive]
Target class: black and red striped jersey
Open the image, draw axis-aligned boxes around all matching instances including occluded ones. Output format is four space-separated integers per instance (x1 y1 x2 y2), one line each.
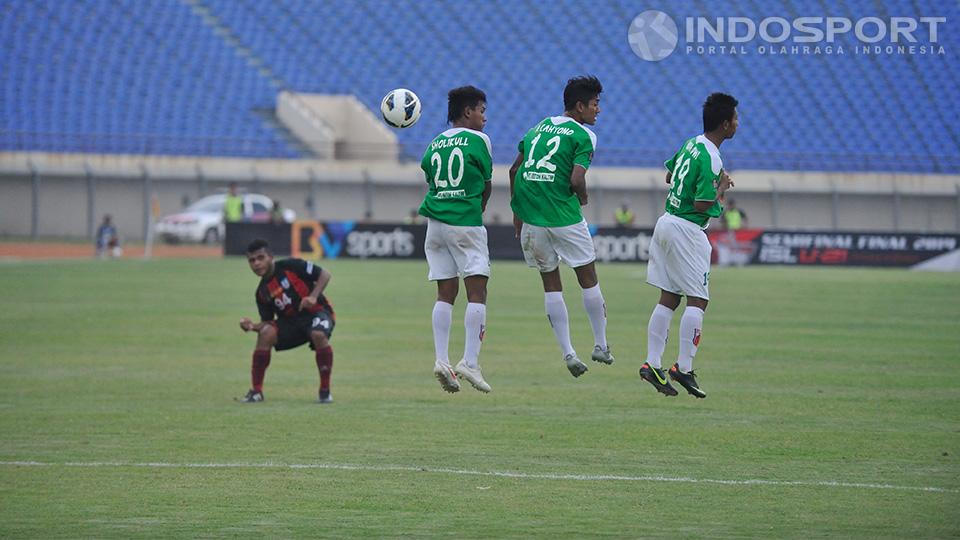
255 258 334 321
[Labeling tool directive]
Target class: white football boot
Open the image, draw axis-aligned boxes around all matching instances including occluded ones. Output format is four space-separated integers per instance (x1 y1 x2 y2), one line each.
454 359 491 393
434 362 461 393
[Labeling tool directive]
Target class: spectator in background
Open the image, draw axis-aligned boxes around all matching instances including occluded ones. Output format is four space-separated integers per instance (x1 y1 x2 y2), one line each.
716 197 750 267
224 182 243 223
271 199 286 224
721 198 747 231
95 214 122 258
614 202 636 228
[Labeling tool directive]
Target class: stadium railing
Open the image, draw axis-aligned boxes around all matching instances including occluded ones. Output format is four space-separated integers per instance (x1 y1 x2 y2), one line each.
3 131 958 174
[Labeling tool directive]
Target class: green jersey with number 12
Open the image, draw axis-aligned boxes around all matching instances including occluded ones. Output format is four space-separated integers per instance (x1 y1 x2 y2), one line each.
511 116 597 227
663 134 724 228
418 128 493 227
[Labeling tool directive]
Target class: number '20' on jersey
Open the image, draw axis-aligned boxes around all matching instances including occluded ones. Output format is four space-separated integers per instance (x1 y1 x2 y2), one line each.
418 128 493 227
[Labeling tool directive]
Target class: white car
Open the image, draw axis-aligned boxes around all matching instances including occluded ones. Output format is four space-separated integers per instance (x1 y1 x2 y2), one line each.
155 193 295 244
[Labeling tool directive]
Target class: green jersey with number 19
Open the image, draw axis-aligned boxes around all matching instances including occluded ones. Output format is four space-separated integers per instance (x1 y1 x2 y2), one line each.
511 116 597 227
663 134 724 228
418 128 493 227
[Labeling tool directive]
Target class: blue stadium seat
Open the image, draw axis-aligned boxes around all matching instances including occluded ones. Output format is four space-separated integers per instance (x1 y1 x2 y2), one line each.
0 0 956 169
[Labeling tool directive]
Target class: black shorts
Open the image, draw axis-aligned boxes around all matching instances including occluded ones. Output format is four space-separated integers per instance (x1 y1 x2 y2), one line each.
271 310 335 351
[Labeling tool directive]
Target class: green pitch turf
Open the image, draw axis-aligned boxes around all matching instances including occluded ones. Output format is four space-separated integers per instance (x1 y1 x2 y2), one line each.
1 257 958 538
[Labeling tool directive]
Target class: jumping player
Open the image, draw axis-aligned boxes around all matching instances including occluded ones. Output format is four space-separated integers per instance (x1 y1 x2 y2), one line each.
238 239 336 403
639 93 738 398
509 75 613 378
419 85 493 394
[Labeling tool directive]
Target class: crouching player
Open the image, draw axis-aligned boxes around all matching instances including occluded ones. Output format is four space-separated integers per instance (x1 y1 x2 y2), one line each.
238 239 336 404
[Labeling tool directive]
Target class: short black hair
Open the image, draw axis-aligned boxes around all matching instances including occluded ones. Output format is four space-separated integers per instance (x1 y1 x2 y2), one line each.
447 86 486 123
703 93 739 132
563 76 602 111
246 238 270 254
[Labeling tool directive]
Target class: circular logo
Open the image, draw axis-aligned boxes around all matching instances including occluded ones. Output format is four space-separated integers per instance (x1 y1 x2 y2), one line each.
628 10 679 62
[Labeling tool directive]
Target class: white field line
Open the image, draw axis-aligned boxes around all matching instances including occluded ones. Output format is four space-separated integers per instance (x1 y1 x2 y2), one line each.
1 460 956 494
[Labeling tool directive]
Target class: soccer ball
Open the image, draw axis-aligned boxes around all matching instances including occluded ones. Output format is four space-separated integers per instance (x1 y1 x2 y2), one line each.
380 88 421 128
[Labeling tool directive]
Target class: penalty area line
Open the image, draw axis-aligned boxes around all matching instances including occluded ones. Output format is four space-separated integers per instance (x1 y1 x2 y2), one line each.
0 460 956 494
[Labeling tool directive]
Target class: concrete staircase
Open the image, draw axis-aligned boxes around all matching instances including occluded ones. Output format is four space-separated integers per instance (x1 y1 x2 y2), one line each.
181 0 286 90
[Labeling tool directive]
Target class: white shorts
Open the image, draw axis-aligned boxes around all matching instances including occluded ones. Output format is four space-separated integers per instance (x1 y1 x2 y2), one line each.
520 219 596 273
424 218 490 280
646 213 712 300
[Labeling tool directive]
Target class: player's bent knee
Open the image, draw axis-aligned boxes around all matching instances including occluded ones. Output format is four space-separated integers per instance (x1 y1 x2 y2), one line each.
258 324 276 336
258 324 277 341
539 269 563 292
310 331 329 348
465 290 487 303
436 278 459 304
574 264 598 288
464 275 488 303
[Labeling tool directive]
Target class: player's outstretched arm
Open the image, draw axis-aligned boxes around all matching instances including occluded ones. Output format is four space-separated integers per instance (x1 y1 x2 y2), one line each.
240 317 254 332
240 317 269 332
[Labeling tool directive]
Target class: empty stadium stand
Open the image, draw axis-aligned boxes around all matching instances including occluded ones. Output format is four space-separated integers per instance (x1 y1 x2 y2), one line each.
1 0 957 171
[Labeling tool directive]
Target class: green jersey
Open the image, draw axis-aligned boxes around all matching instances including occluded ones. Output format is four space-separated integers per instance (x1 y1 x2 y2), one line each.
511 116 597 227
418 128 493 227
663 135 724 228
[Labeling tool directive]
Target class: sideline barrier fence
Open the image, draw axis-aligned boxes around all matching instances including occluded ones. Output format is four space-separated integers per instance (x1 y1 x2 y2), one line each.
225 221 959 269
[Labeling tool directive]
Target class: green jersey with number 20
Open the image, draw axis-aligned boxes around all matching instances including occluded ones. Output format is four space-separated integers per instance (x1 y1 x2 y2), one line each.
663 134 724 228
418 128 493 227
511 116 597 227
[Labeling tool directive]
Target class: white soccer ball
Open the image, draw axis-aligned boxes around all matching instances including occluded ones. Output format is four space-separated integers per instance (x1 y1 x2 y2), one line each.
380 88 422 128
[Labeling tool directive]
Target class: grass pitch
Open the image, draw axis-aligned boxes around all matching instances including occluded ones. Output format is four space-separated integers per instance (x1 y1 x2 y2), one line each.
0 257 958 538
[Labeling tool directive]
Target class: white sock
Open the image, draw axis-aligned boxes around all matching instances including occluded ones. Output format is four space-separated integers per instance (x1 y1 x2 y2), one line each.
581 284 607 349
544 292 575 356
677 306 704 372
463 302 486 369
645 304 674 369
432 301 453 366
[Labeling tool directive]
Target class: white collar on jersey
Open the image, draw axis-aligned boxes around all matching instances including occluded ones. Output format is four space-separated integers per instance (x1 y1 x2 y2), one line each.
548 116 598 150
695 134 724 175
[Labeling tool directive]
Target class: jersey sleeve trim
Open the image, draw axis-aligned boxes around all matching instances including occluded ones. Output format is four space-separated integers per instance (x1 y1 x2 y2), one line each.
695 134 724 175
580 125 598 152
464 128 493 159
551 115 598 151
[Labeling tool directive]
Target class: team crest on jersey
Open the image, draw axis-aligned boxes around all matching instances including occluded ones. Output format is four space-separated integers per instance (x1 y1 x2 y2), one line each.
280 277 290 289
